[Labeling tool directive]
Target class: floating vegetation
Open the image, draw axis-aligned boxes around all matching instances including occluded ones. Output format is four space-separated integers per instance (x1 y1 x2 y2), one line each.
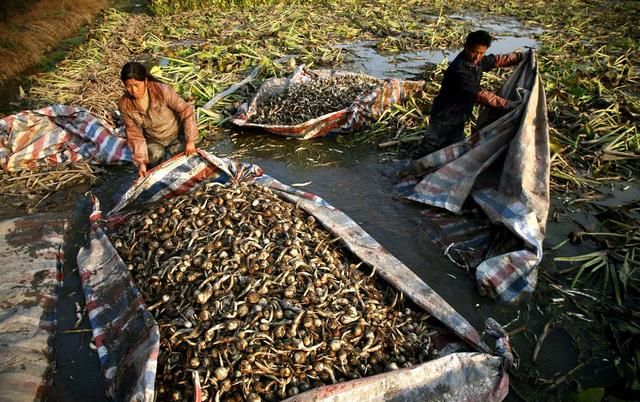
110 181 438 402
554 213 640 305
250 76 380 125
14 0 636 183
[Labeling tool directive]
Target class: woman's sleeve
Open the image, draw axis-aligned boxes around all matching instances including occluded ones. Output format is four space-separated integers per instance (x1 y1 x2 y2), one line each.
119 98 148 165
162 84 198 144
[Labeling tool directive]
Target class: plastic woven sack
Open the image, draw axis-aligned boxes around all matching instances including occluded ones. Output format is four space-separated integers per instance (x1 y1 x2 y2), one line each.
231 65 424 139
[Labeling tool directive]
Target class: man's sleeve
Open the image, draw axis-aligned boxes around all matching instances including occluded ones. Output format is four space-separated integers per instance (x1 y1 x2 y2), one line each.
119 99 148 165
486 52 523 69
162 84 197 144
475 89 510 109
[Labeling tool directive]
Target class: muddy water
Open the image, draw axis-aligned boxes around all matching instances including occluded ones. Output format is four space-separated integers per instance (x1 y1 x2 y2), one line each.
28 11 618 402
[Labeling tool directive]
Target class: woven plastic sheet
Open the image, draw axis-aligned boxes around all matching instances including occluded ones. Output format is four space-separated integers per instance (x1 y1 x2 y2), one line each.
282 352 507 402
78 150 508 402
395 51 550 303
0 213 66 402
0 104 132 171
231 66 424 139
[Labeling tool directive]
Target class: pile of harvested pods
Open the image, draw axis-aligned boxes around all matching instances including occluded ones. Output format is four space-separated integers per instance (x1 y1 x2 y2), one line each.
249 76 381 126
110 181 439 402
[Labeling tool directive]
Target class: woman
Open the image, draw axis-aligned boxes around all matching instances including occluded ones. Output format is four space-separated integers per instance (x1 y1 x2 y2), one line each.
118 61 197 177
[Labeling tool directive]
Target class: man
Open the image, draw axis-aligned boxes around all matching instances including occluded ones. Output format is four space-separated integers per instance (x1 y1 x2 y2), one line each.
400 30 525 176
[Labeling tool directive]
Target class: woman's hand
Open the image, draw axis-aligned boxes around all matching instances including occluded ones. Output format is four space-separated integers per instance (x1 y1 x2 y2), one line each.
185 141 197 155
138 163 147 178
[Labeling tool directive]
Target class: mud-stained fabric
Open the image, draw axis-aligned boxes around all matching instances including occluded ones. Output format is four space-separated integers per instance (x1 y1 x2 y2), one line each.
231 65 423 139
0 213 67 402
0 104 132 171
281 353 507 402
79 150 509 402
396 51 550 303
77 198 159 402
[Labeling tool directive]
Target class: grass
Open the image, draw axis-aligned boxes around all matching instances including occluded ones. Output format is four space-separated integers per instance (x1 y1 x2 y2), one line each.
0 0 111 84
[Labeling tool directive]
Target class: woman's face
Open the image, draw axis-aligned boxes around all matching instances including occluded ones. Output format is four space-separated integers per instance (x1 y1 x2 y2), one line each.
124 78 147 100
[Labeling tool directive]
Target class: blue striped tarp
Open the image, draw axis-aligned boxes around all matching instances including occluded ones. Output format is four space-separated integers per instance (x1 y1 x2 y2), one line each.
397 51 550 303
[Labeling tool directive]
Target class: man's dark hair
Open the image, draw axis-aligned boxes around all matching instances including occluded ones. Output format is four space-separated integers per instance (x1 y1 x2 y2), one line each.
464 30 492 47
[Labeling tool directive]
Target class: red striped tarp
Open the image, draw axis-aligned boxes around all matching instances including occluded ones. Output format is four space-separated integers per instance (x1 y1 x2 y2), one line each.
396 51 550 303
0 105 132 171
231 66 424 139
0 213 67 402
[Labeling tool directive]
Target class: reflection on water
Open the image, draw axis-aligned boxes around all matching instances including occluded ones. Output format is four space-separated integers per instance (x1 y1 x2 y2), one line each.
336 13 541 81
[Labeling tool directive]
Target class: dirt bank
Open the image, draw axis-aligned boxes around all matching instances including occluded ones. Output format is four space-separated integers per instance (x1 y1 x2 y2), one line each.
0 0 112 84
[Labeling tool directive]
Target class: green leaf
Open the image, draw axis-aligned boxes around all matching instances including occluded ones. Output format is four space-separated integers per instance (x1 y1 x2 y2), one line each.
610 262 623 304
566 387 605 402
619 253 631 293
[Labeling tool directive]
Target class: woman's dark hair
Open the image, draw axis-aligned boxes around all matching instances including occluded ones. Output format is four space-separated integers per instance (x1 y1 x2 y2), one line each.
464 30 492 48
120 61 160 82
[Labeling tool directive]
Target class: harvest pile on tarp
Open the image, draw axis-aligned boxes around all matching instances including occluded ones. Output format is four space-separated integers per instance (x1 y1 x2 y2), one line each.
232 66 424 139
110 181 440 402
78 151 510 402
249 75 381 125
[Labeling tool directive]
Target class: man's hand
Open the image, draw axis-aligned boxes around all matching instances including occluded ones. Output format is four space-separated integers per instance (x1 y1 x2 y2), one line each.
138 163 147 178
185 141 197 155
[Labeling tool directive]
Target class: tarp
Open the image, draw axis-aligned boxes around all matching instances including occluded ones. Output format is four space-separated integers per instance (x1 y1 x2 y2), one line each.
0 104 132 171
0 213 67 402
231 65 423 139
281 352 507 402
395 51 550 303
79 150 509 402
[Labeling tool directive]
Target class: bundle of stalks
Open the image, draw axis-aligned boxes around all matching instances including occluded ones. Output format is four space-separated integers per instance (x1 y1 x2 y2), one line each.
0 161 99 196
